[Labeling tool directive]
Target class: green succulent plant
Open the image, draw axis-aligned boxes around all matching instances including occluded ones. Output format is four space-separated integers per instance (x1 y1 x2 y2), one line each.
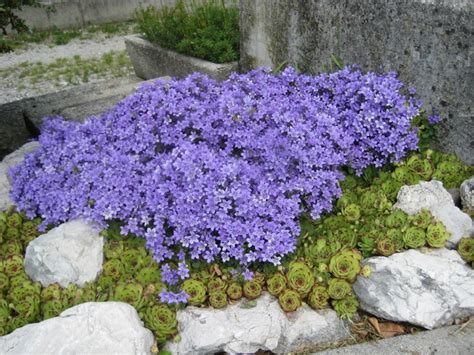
6 213 22 230
96 275 116 292
120 248 146 274
392 166 420 185
209 291 228 309
330 228 358 248
243 280 262 300
103 240 124 260
207 277 227 294
8 273 30 289
102 259 125 280
143 304 177 344
4 227 20 241
313 263 333 284
181 279 207 306
8 281 41 303
3 255 23 277
286 261 314 296
41 299 67 319
385 209 408 228
386 228 405 250
360 265 372 278
21 220 39 244
403 227 426 249
11 295 40 322
0 273 9 295
1 240 23 256
357 236 376 258
266 272 286 296
409 210 432 229
8 317 29 333
328 249 362 282
425 222 450 248
111 282 144 310
305 239 341 265
457 237 474 263
40 283 62 302
327 278 352 300
136 266 162 285
376 238 396 256
76 282 98 304
226 282 243 301
308 286 330 310
0 298 10 322
341 204 361 222
278 289 301 312
406 155 433 180
332 295 359 319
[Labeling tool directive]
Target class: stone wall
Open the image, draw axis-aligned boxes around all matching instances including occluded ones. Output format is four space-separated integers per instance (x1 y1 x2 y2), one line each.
240 0 474 164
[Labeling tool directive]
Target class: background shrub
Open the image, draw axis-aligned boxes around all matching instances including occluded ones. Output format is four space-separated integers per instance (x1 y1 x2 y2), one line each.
135 0 239 63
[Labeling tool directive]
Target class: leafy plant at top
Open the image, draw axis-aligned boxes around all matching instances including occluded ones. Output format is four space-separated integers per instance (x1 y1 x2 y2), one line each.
135 0 239 63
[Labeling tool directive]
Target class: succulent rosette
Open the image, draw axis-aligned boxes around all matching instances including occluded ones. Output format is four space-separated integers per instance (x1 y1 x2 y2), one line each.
328 249 362 282
8 273 30 289
357 236 376 258
120 249 145 274
136 267 162 285
392 166 419 185
406 155 433 180
341 204 361 222
102 259 125 280
40 283 62 302
305 239 340 265
0 273 9 295
143 304 177 343
457 237 474 263
207 277 227 294
8 282 41 303
278 289 301 312
1 240 23 257
403 227 426 249
6 213 22 230
96 275 115 292
4 255 24 277
376 238 396 256
385 209 408 228
266 272 286 296
41 299 67 319
0 298 10 322
76 282 98 303
243 280 262 300
181 279 207 306
286 261 314 296
425 222 450 248
332 295 359 319
209 291 228 309
308 286 330 310
103 240 124 260
226 282 243 301
112 282 144 310
409 210 432 229
327 278 352 300
11 295 40 322
330 228 358 248
386 228 405 250
20 220 39 244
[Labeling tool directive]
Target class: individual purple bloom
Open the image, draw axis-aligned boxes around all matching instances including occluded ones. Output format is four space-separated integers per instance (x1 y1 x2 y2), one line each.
243 269 254 281
177 261 190 280
428 114 441 124
159 289 189 304
161 264 179 286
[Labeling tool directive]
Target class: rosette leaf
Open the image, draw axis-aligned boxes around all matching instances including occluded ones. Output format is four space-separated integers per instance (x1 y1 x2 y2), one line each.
181 279 207 306
11 295 40 322
97 275 115 292
330 228 357 248
360 265 372 278
341 204 361 222
143 304 177 344
209 291 228 309
409 210 433 229
385 209 408 229
243 280 262 300
328 249 362 282
266 272 286 296
0 298 10 322
21 220 39 245
41 299 67 319
3 255 23 277
111 282 144 310
305 239 341 265
1 240 23 257
0 273 9 295
103 240 124 260
327 278 352 300
136 266 162 285
332 295 359 319
41 283 62 302
426 222 450 248
226 282 243 301
376 238 396 256
387 228 405 250
5 227 20 241
406 155 433 180
457 237 474 263
120 249 145 274
8 317 29 333
207 277 227 294
308 286 330 310
8 273 30 289
8 281 41 303
357 236 376 258
102 259 125 280
403 227 426 249
6 213 22 230
76 282 98 304
336 192 359 212
392 166 420 185
286 261 314 296
278 289 301 312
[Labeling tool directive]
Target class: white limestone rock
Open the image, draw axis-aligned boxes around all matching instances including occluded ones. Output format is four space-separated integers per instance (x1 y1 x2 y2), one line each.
165 292 350 354
24 219 104 287
0 302 155 355
394 180 473 247
353 248 474 329
0 141 40 211
460 176 474 213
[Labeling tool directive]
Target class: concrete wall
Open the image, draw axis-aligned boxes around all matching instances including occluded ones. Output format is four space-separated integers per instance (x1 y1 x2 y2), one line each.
240 0 474 164
15 0 221 30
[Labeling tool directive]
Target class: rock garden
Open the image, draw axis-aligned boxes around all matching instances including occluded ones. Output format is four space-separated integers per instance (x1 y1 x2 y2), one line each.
0 1 473 354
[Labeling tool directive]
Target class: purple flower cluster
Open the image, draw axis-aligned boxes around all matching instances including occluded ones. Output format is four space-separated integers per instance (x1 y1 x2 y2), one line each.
10 67 420 268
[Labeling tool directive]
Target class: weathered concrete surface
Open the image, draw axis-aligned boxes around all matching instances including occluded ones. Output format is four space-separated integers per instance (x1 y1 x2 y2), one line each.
0 76 158 160
125 35 239 81
240 0 474 164
318 321 474 355
0 302 155 355
165 292 351 353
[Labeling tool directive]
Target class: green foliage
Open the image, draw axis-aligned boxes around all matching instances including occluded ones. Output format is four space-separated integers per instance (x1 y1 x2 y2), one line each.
332 295 359 319
135 0 239 63
266 272 286 297
0 1 41 35
278 289 301 312
226 282 242 301
209 291 227 309
142 304 177 343
181 279 206 306
308 286 329 310
328 249 362 282
327 278 352 300
286 261 314 296
425 222 450 248
457 237 474 264
243 280 262 300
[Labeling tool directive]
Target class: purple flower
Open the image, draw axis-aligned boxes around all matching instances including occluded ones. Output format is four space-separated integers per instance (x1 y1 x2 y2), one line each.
243 269 254 281
159 289 189 304
428 114 441 124
177 261 190 280
161 264 179 285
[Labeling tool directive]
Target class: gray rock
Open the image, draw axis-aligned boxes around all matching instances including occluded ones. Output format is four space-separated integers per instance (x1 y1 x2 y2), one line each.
165 292 350 354
0 302 155 355
24 220 104 287
0 141 40 211
353 248 474 329
125 35 238 81
460 176 474 213
394 180 473 248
